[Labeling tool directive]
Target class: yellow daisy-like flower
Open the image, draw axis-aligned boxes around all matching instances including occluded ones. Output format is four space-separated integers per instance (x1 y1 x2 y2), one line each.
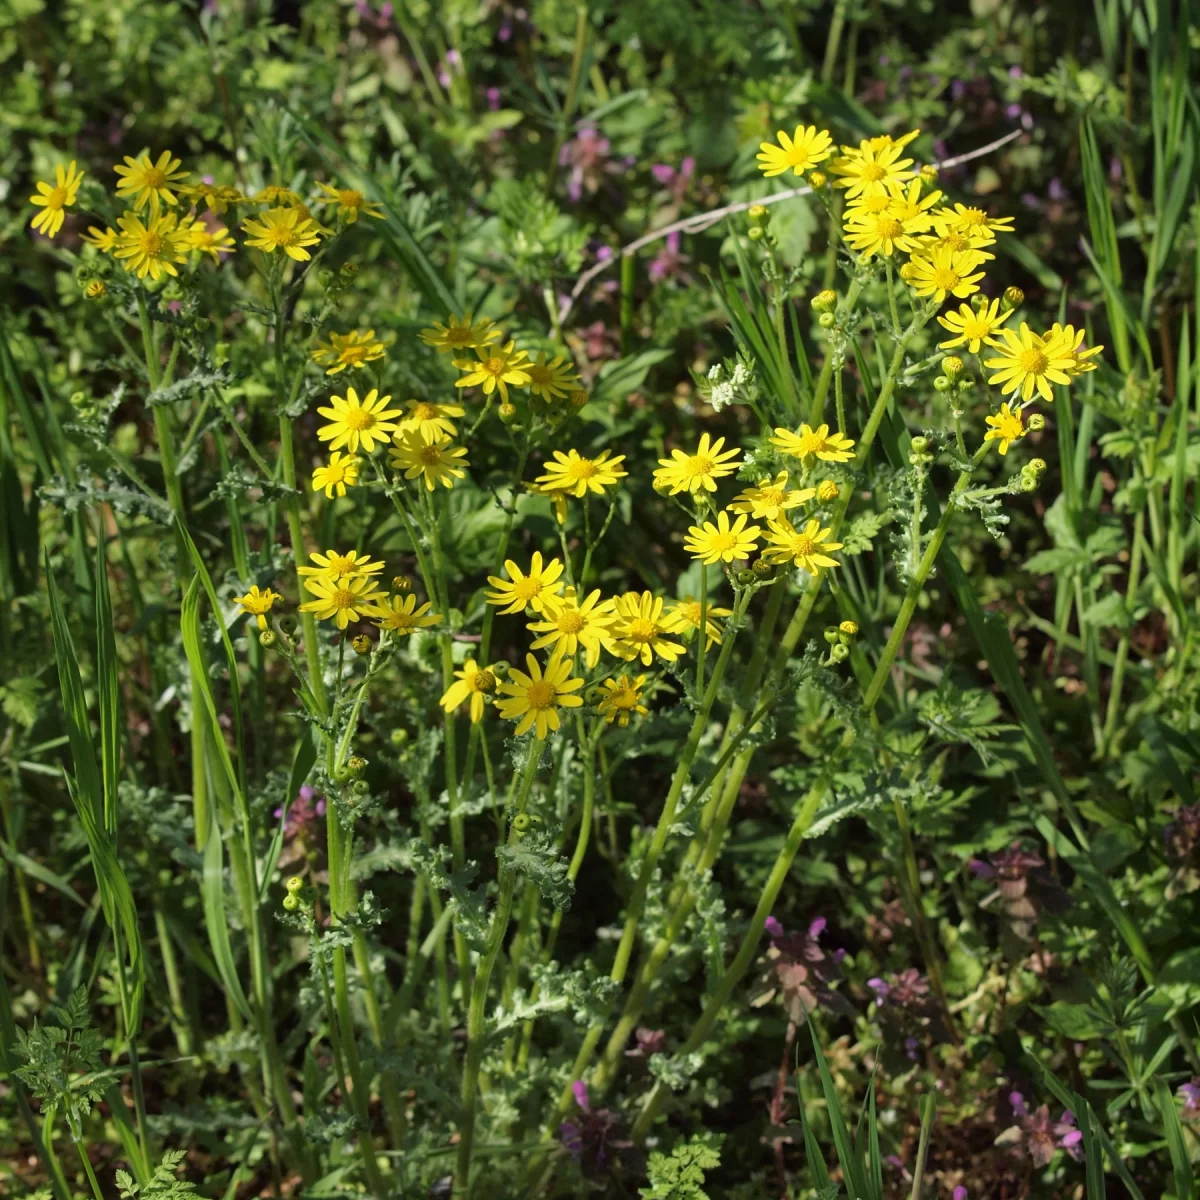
486 552 565 615
611 592 686 666
729 471 813 521
528 479 570 527
397 399 465 443
366 593 442 635
241 206 322 261
81 225 118 252
535 448 628 497
653 433 742 496
317 386 402 454
179 182 244 214
185 222 236 259
937 298 1011 354
983 403 1026 455
316 180 385 223
756 125 834 177
441 658 495 723
114 150 188 214
597 674 649 727
453 340 532 403
762 517 844 575
904 245 987 304
252 186 302 206
312 330 387 375
885 178 943 227
842 208 926 259
495 652 585 739
528 587 617 668
524 351 581 402
983 323 1076 404
298 574 384 630
419 313 500 354
297 549 386 583
388 429 469 490
915 227 995 260
933 202 1015 242
29 161 84 237
828 134 917 200
770 423 855 464
311 451 361 499
236 585 281 630
113 211 190 281
669 598 732 650
684 509 761 565
1046 323 1104 376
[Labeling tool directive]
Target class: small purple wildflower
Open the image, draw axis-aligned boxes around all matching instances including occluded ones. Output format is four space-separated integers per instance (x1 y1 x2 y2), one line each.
486 87 501 111
1003 1092 1082 1166
953 1188 968 1200
275 784 326 838
648 230 689 284
1178 1078 1200 1114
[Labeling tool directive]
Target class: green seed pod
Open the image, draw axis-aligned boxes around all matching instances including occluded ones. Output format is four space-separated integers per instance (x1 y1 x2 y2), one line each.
823 627 839 644
489 661 510 680
1019 471 1038 492
317 269 336 289
278 615 298 636
735 568 757 585
956 375 976 391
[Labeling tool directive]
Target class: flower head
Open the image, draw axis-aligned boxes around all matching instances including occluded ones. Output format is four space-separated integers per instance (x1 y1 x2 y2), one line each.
441 659 495 723
984 323 1076 403
763 518 843 575
29 161 84 237
828 133 918 199
653 433 741 495
597 674 649 727
684 509 761 565
298 574 384 629
397 399 465 443
770 423 855 464
983 403 1026 455
81 225 118 252
312 330 387 374
486 553 565 615
419 313 500 354
528 587 617 668
388 429 469 490
933 202 1015 242
937 297 1010 353
114 151 188 214
535 449 627 497
113 212 190 281
236 585 281 630
756 125 834 177
184 220 236 259
241 206 322 260
179 182 244 214
524 351 580 402
904 245 987 304
366 593 442 635
312 451 361 499
496 652 585 739
731 471 814 521
453 340 532 403
611 592 686 665
317 386 402 454
842 207 926 259
1046 323 1104 376
316 180 384 223
669 598 732 649
297 549 385 583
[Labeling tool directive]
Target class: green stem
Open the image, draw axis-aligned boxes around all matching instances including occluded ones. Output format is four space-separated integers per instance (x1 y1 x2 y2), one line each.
1100 508 1144 755
545 4 590 193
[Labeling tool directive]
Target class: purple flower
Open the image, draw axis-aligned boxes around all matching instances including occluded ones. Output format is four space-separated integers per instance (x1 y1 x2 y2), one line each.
1048 177 1068 202
486 86 501 111
755 915 849 1020
275 784 326 839
650 156 694 204
951 80 966 101
1004 1092 1083 1165
558 127 622 202
594 244 614 262
498 22 512 42
1178 1078 1200 1114
764 915 784 939
872 968 929 1010
648 230 689 283
1009 65 1024 77
624 1027 666 1058
1005 103 1023 120
558 1079 626 1173
953 1189 968 1200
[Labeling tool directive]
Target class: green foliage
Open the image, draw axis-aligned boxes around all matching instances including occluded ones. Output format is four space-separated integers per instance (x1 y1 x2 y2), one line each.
640 1132 723 1199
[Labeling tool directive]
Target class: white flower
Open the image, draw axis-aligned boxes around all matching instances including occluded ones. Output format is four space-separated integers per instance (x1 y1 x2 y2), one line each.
732 362 751 386
707 363 723 381
710 381 736 411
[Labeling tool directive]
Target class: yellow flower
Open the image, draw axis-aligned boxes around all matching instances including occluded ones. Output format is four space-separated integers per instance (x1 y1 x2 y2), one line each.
535 449 628 497
312 330 386 374
441 658 495 723
730 471 813 521
983 323 1076 404
669 598 732 649
684 509 761 565
366 593 442 635
252 186 302 206
81 225 118 252
486 552 564 615
185 222 236 259
524 351 580 402
85 280 106 300
496 652 585 739
828 134 917 200
397 399 465 443
1046 323 1104 376
915 227 995 259
179 182 244 214
453 340 532 403
297 549 386 583
937 298 1010 354
529 479 570 527
114 151 188 214
241 206 322 261
597 674 649 727
316 180 385 222
312 451 361 499
653 433 742 495
389 430 469 490
29 161 84 237
611 591 686 665
933 202 1015 242
770 423 855 463
756 125 834 177
904 245 987 304
842 208 925 259
884 178 943 227
528 587 617 668
817 480 840 502
762 517 844 575
113 211 190 281
298 574 384 630
317 386 402 454
236 585 281 630
419 313 500 354
983 403 1026 455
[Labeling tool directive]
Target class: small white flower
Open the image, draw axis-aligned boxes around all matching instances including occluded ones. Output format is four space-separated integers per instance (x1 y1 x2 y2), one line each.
731 362 751 386
707 363 723 381
710 381 735 410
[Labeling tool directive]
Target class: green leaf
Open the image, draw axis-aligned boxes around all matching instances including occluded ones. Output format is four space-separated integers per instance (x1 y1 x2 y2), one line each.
1081 591 1130 629
1155 1078 1194 1200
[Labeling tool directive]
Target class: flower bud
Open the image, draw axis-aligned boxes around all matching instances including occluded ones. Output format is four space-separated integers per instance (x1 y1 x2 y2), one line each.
748 204 770 224
933 375 952 392
498 401 518 424
839 620 859 635
1027 413 1046 432
340 262 359 279
751 557 774 579
286 875 304 893
390 728 409 745
476 668 497 692
259 629 276 647
941 355 964 379
1029 457 1047 473
817 480 839 502
282 893 300 911
352 634 371 655
488 661 509 680
347 755 368 775
910 436 929 454
392 575 413 592
568 389 589 409
85 280 106 300
818 312 836 329
898 262 917 281
811 289 837 313
1019 470 1039 492
823 627 839 644
278 615 298 635
919 164 939 185
830 642 850 662
807 170 827 189
735 568 757 585
317 268 336 289
162 281 184 301
747 226 765 241
956 374 976 391
350 779 370 795
511 813 532 834
1002 286 1024 310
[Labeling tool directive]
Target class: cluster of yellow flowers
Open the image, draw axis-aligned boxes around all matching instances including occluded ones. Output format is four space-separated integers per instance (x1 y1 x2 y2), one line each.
757 125 1103 457
28 150 383 280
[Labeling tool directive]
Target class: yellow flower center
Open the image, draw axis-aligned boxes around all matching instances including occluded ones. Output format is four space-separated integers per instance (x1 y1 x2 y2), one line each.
570 459 597 479
1018 348 1049 375
877 217 904 239
858 194 891 213
527 365 551 384
47 186 68 208
468 670 493 693
390 612 415 630
340 346 368 365
143 167 167 190
273 225 297 247
526 680 556 710
339 189 364 208
412 403 438 420
710 531 737 553
610 687 639 710
512 577 542 603
682 455 714 480
446 328 474 347
485 357 506 375
325 463 348 482
759 487 785 508
343 407 373 431
860 162 887 182
627 618 658 642
418 445 444 466
557 610 586 634
958 207 987 229
142 232 163 255
797 432 827 456
331 588 355 609
324 554 355 573
963 316 991 339
941 233 969 251
929 267 960 291
792 533 816 556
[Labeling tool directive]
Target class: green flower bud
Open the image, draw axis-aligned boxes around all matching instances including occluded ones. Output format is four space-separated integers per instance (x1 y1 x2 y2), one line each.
818 312 836 329
830 642 850 662
351 634 371 655
941 355 964 379
1029 457 1047 473
512 813 532 834
282 893 300 911
811 289 838 313
498 402 518 424
1027 413 1046 431
807 170 827 190
823 627 840 644
751 558 774 579
259 630 276 647
278 615 298 636
568 389 589 409
934 375 952 392
286 875 305 893
735 568 757 585
350 779 370 796
956 375 976 391
317 269 336 288
390 728 409 746
489 661 510 680
748 204 770 224
747 226 765 241
1002 286 1024 310
1019 471 1039 492
910 436 929 454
